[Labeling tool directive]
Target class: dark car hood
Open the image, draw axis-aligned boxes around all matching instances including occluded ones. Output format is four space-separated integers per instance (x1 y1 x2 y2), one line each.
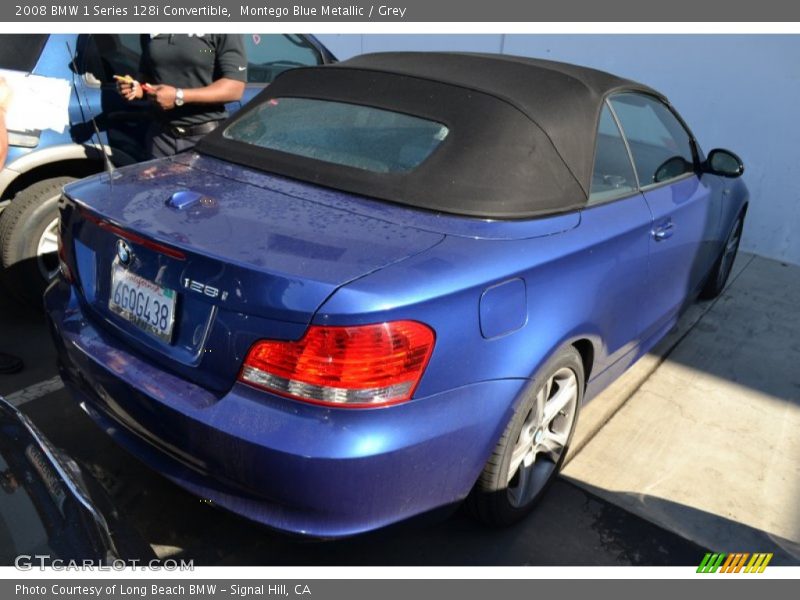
0 397 152 564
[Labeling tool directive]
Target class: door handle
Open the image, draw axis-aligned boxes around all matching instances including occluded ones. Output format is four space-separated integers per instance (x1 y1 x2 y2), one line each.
652 220 675 242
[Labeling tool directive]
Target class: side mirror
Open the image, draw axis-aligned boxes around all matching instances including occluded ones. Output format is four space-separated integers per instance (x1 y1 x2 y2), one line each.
705 149 744 178
653 156 692 184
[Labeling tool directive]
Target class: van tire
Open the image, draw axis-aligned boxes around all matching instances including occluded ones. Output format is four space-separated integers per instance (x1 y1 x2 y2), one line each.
0 176 76 308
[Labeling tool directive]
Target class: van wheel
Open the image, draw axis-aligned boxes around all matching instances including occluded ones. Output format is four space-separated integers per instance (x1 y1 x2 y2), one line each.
467 346 583 526
0 176 76 307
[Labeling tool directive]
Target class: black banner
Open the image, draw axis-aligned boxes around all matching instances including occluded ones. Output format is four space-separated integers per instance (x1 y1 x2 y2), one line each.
2 0 800 22
4 579 796 600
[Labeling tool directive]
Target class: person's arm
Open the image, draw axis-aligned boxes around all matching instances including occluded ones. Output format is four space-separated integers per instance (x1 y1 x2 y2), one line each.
148 78 245 110
118 34 150 101
117 75 143 101
0 112 8 167
149 34 247 110
0 77 11 166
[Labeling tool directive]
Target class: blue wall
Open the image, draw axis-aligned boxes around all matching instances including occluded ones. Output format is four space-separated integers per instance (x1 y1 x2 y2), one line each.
316 34 800 265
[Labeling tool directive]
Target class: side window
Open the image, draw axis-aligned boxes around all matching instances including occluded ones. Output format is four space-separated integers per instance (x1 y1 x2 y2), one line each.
589 104 638 204
244 34 324 84
80 34 142 85
609 93 695 187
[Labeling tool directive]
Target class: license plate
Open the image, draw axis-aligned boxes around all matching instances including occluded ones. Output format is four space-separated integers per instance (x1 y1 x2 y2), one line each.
109 265 177 342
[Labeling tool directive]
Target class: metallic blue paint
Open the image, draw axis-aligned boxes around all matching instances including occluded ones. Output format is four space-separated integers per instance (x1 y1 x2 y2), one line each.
1 35 80 168
47 279 527 536
166 190 204 210
46 119 748 538
479 278 527 339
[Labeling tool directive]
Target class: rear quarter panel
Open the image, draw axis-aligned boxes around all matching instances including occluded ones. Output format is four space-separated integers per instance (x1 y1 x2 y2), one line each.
316 193 654 404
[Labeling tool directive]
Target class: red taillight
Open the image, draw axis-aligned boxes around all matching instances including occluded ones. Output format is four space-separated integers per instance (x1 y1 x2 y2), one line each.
239 321 435 408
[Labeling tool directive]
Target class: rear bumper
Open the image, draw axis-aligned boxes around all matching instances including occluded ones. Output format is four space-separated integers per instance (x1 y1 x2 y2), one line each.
45 281 526 537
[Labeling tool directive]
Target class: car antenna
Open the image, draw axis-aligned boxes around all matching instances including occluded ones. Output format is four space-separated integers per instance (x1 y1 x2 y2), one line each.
66 40 116 182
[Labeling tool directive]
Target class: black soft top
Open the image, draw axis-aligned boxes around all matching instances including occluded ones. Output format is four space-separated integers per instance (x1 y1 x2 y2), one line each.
197 52 661 219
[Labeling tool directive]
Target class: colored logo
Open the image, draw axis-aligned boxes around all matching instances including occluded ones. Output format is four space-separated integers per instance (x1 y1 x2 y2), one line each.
117 239 132 265
697 552 773 573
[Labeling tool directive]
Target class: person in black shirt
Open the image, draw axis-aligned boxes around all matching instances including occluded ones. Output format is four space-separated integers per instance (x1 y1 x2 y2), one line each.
117 34 247 158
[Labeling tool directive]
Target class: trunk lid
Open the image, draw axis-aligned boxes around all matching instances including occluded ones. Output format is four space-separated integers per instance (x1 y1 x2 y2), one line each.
61 156 444 391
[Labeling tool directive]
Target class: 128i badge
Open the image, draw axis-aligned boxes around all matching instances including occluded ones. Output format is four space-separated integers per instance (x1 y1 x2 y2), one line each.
182 278 229 301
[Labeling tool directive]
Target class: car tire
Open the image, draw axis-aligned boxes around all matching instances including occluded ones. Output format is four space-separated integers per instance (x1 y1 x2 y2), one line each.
467 346 583 526
699 213 744 300
0 176 76 307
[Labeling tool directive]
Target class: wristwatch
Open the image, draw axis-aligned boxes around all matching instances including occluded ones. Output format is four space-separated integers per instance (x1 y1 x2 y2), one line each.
175 88 185 107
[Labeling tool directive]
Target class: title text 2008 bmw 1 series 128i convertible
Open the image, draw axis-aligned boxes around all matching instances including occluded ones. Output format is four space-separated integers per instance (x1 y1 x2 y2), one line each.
45 52 748 537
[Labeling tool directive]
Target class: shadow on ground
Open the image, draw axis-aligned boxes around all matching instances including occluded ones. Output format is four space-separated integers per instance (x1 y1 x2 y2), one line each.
18 390 707 566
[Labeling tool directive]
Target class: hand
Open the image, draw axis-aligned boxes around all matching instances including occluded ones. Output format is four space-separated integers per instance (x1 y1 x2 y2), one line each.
0 77 12 112
117 79 143 101
147 84 178 110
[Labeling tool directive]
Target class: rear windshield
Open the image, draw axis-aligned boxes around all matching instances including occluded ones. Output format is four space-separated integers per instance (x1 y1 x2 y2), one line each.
222 97 449 173
0 35 48 72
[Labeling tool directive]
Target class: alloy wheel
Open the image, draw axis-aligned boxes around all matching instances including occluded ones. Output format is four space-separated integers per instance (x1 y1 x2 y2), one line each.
717 218 742 290
506 367 579 507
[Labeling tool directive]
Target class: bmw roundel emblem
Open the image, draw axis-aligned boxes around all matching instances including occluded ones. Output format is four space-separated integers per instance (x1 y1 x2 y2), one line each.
116 239 132 265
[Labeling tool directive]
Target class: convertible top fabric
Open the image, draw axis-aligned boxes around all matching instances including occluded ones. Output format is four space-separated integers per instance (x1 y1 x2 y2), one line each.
197 52 662 219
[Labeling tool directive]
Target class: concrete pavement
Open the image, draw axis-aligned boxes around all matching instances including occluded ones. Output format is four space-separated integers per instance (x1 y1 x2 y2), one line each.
564 254 800 563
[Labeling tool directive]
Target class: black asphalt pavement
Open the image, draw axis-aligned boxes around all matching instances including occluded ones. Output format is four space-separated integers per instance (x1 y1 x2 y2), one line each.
0 291 706 566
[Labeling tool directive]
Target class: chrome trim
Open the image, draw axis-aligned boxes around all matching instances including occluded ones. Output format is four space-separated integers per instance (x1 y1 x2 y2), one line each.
605 98 641 191
241 365 413 405
639 171 696 193
7 130 41 148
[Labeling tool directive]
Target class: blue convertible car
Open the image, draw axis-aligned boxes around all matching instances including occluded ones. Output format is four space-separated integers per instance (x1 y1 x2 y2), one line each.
45 53 747 536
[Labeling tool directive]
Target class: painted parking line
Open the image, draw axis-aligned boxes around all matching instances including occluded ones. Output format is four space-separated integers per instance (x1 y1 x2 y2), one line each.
5 376 65 407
